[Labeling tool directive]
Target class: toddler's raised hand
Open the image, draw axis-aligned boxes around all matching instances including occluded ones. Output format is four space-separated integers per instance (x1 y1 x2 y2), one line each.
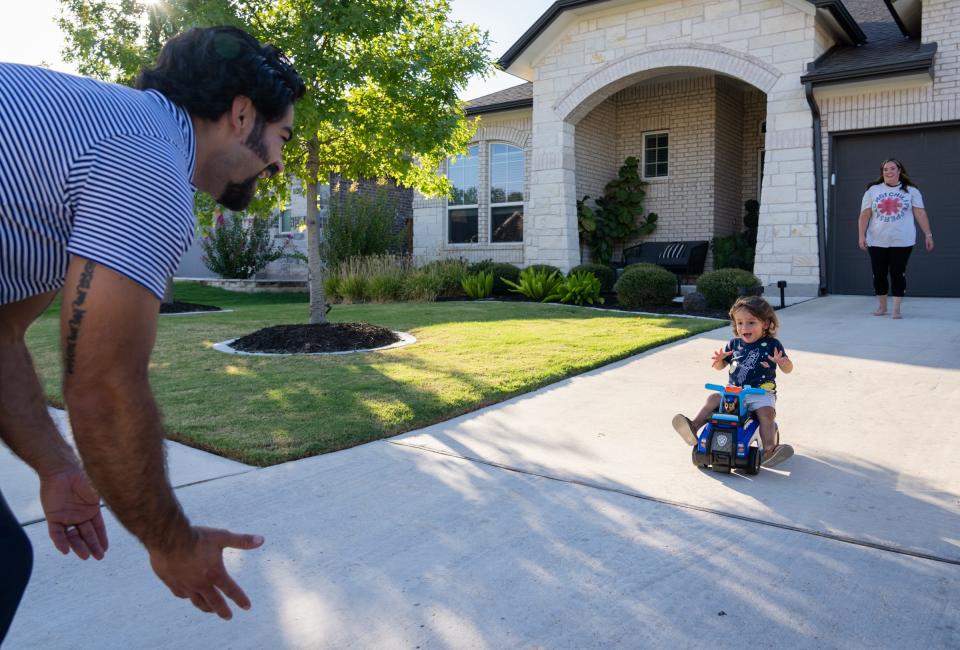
767 347 787 367
711 348 732 368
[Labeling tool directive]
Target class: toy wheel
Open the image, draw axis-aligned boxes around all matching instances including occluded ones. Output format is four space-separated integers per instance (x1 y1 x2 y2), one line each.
745 447 761 475
691 445 706 468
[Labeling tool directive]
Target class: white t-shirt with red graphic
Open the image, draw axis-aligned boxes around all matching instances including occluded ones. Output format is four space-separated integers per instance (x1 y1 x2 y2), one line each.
861 182 925 248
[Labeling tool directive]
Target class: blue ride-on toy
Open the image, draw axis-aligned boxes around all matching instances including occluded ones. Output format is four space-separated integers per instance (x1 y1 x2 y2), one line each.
691 383 774 475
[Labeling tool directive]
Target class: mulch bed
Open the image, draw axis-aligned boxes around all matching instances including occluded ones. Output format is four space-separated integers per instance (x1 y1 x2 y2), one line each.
160 301 222 314
230 322 400 354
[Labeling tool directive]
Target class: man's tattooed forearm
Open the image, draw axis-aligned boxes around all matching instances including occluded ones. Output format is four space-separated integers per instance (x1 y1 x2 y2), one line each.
65 261 96 375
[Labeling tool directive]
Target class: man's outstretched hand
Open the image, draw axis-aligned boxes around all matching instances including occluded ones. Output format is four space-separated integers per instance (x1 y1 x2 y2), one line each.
40 465 109 560
149 526 265 620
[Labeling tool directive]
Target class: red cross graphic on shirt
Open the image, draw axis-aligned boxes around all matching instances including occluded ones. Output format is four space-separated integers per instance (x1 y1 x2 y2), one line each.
877 196 903 217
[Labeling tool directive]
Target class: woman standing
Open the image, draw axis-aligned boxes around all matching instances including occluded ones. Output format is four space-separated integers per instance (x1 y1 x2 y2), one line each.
858 158 934 318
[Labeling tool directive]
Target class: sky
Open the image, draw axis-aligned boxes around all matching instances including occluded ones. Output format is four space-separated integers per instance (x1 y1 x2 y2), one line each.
0 0 553 101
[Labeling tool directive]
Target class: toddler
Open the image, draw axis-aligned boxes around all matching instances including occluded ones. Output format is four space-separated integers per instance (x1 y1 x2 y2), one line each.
672 296 794 468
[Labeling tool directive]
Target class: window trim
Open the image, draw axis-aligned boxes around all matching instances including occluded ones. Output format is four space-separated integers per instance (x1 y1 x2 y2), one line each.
488 142 525 244
641 130 669 181
446 145 480 244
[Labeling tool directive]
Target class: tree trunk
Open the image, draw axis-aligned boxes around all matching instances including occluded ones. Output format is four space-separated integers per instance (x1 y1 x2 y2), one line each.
306 137 327 324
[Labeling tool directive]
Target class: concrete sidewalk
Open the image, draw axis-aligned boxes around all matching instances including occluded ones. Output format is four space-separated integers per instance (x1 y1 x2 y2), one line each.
1 410 253 526
6 296 959 648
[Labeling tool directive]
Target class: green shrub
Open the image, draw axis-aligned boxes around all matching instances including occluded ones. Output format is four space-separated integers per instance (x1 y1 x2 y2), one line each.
367 274 405 302
577 156 658 264
614 264 676 309
622 262 662 275
324 275 341 302
201 214 286 279
320 185 402 268
712 231 755 271
712 200 760 271
402 270 439 302
338 274 369 303
696 268 762 309
490 263 521 295
461 271 494 299
526 264 562 278
467 259 496 275
569 263 616 292
548 272 604 306
326 255 411 303
502 267 565 301
417 259 469 298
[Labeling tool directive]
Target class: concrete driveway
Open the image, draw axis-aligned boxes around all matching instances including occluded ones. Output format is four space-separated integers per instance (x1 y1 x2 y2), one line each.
5 295 959 648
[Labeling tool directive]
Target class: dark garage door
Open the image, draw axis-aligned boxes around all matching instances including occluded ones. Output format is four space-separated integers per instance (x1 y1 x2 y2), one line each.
829 124 959 297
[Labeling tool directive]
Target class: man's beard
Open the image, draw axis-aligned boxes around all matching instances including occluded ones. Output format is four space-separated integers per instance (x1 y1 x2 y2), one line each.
217 116 271 211
218 174 258 211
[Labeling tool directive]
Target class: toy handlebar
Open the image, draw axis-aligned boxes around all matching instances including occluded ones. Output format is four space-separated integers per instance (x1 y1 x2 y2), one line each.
704 383 767 395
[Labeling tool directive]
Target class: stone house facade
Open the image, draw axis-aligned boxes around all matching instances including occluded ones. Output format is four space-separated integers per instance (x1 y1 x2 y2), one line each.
414 0 959 297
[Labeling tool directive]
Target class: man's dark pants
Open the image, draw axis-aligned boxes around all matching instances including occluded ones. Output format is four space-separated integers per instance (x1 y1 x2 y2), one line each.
0 490 32 643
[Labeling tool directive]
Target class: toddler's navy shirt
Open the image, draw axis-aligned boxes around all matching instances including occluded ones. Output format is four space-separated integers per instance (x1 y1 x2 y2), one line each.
724 336 786 391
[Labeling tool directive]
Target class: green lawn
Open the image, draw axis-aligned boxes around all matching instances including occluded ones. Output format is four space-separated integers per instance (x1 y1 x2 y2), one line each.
26 282 723 466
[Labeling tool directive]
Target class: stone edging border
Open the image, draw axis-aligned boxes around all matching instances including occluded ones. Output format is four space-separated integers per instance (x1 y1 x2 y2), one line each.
212 331 417 356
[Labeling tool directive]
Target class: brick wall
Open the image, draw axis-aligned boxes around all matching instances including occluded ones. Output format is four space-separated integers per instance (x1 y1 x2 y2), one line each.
575 98 618 202
715 77 745 237
613 76 717 248
741 88 767 208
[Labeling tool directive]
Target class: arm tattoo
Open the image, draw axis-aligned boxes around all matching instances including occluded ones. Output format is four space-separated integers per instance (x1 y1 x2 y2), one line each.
65 261 96 375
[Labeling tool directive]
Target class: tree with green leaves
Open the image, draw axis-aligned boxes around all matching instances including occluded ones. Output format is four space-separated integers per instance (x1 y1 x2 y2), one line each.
59 0 493 322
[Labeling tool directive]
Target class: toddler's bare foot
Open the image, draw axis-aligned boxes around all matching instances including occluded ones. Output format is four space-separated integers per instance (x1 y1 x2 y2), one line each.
872 307 887 316
762 444 794 468
892 311 902 319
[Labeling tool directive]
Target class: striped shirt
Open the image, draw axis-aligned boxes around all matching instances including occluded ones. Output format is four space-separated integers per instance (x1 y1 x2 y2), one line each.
0 63 197 303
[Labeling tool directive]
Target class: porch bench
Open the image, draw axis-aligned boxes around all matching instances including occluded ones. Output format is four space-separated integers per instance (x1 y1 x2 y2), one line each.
615 240 709 294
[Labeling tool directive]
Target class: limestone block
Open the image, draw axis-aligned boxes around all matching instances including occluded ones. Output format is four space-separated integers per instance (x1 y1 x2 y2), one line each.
763 187 798 204
773 236 814 254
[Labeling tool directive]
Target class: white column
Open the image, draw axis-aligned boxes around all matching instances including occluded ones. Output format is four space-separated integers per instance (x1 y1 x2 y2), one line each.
525 97 581 272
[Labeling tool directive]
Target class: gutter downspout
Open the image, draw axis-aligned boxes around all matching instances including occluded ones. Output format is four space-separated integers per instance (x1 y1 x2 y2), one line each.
805 80 828 295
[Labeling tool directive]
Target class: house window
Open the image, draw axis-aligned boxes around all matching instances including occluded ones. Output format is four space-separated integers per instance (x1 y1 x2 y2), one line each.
447 145 479 243
643 131 669 179
489 143 524 243
279 208 305 233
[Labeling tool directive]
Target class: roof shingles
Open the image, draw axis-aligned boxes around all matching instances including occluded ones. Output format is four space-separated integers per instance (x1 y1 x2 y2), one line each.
803 21 935 84
464 82 533 114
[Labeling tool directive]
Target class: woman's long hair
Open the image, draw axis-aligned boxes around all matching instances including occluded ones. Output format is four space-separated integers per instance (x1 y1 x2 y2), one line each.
866 158 919 191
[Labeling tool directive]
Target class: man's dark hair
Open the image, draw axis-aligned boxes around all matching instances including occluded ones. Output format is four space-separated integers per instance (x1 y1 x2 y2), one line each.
136 26 306 122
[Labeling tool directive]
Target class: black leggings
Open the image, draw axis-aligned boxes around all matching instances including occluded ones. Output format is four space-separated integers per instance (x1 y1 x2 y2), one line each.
868 246 913 297
0 491 32 644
